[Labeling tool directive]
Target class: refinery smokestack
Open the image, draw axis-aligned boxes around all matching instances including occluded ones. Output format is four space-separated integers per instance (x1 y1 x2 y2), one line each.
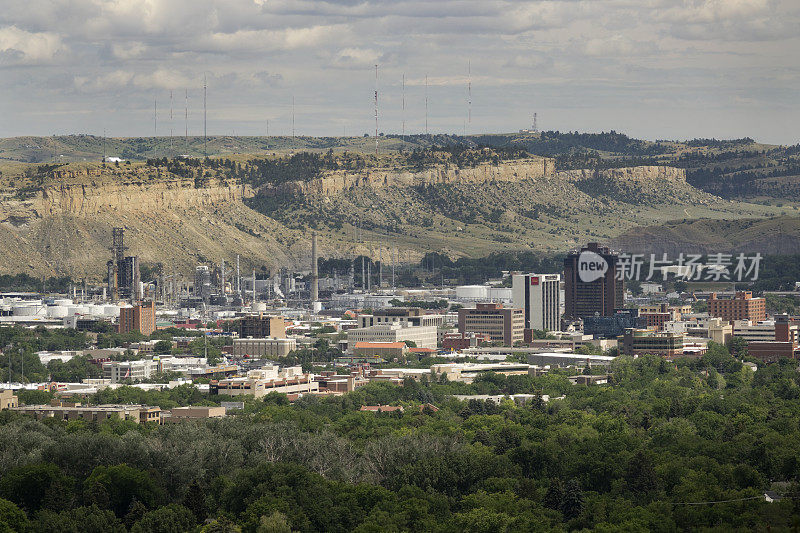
311 232 319 303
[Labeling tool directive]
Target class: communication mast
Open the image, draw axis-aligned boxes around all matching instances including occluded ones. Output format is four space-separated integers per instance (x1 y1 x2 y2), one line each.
401 73 405 142
203 75 207 158
374 64 379 155
184 89 188 153
425 74 429 135
468 61 472 131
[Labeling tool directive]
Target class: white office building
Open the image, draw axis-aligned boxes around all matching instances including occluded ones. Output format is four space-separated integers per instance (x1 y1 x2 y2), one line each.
347 323 438 351
512 273 561 332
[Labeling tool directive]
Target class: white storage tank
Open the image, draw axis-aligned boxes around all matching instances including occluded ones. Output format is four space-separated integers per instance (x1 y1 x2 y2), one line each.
455 285 488 301
47 305 69 318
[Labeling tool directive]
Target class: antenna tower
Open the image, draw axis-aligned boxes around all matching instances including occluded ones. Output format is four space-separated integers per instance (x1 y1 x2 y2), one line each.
533 112 538 133
292 96 295 138
169 90 173 153
374 64 379 155
203 75 207 158
401 73 405 141
468 61 472 131
425 74 429 135
184 89 188 153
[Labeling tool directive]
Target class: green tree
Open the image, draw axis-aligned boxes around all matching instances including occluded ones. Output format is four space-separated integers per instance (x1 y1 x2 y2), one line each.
256 510 292 533
0 462 74 513
154 340 172 354
0 498 27 532
130 504 196 533
561 479 584 519
84 464 165 517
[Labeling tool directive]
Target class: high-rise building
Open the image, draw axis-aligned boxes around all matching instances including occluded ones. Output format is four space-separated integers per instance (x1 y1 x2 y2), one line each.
512 273 561 332
457 303 524 346
563 243 623 320
119 301 156 336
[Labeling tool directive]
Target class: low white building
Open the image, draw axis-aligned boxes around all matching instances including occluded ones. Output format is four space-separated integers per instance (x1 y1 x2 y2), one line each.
347 323 438 351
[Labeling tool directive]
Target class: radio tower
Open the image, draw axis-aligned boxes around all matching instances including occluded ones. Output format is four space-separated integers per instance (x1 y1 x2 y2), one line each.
203 75 207 158
292 96 295 138
169 90 173 153
402 73 405 142
467 61 472 132
425 74 429 135
184 89 188 154
374 64 379 155
533 112 538 133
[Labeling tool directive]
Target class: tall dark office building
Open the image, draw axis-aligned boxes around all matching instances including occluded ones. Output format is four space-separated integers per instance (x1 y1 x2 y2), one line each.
564 242 623 320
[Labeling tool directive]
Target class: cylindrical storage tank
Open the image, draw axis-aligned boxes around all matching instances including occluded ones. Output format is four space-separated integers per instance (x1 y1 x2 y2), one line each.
70 306 89 316
53 299 73 306
487 288 513 302
13 303 43 316
104 305 120 317
252 302 267 312
47 306 69 318
455 285 488 300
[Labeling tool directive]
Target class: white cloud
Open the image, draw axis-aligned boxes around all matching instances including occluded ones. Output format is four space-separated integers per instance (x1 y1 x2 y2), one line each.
0 25 63 65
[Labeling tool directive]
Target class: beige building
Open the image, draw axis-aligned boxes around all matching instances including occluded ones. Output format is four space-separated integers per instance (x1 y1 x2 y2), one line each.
458 303 524 346
211 365 318 398
347 323 438 351
232 338 297 358
13 400 161 424
163 406 226 423
353 342 409 360
1 390 18 410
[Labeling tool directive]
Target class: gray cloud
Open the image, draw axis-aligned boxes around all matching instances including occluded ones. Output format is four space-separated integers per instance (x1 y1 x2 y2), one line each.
0 0 798 144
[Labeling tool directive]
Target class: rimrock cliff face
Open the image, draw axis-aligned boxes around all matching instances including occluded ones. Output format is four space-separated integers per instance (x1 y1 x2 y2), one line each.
0 161 758 280
0 176 287 280
258 158 554 197
36 178 249 217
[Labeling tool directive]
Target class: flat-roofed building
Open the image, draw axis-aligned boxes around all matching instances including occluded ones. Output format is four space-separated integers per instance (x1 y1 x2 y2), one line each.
358 308 445 329
1 390 18 409
620 328 684 357
733 320 776 342
353 341 408 360
347 323 438 351
708 291 766 323
12 400 160 424
512 273 561 332
458 303 524 346
211 374 318 398
564 243 624 320
232 338 296 358
163 406 226 423
102 359 159 383
237 314 286 339
119 301 156 336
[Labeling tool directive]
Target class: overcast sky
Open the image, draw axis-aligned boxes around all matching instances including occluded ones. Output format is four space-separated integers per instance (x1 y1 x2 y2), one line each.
1 0 798 144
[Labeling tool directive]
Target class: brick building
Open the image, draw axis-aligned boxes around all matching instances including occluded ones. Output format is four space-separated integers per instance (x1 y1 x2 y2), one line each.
708 291 766 323
118 301 156 336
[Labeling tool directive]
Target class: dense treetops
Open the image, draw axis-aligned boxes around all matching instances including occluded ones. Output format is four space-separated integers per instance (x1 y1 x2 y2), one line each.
1 343 800 531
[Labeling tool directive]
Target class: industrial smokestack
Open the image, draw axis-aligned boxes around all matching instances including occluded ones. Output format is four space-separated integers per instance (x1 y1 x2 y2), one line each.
311 232 319 303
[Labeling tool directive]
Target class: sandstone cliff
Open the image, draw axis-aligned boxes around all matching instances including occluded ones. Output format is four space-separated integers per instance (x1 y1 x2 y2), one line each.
0 160 776 280
258 158 554 197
